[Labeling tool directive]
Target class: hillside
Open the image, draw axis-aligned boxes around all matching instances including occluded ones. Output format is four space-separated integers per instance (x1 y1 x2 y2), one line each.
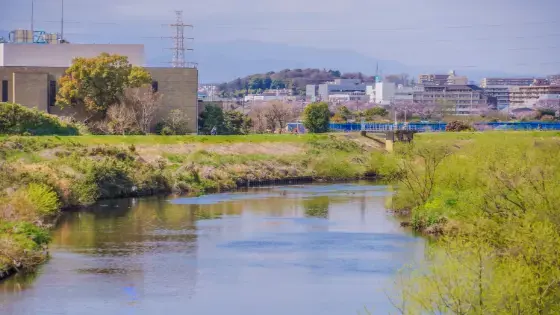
216 68 376 97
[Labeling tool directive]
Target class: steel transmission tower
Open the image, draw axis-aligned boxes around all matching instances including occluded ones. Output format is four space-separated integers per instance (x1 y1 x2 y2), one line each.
165 11 193 68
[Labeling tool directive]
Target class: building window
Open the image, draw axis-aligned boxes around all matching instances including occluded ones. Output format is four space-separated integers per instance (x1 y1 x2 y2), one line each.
1 80 8 102
48 80 57 106
151 81 159 93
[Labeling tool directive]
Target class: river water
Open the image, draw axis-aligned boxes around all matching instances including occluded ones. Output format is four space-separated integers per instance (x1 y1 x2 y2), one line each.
0 182 426 315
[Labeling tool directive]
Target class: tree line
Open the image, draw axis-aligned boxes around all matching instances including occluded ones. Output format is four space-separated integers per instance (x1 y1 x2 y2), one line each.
217 68 376 97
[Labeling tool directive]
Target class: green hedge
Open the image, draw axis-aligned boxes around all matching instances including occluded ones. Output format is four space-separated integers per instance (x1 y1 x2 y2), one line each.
0 102 80 135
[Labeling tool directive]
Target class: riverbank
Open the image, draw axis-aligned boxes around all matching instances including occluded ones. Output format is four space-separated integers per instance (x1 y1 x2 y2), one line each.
0 133 384 279
384 130 560 313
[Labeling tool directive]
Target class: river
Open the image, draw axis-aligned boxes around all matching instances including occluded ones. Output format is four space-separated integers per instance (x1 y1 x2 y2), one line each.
0 182 426 315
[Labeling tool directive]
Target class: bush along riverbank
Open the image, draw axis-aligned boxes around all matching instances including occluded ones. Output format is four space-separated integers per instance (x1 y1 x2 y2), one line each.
380 131 560 313
0 134 385 279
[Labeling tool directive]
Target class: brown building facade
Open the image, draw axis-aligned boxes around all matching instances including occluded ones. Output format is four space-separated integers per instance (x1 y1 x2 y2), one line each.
0 43 199 132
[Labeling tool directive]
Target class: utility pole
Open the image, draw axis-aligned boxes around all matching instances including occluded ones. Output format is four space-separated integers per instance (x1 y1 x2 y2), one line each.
164 11 193 68
60 0 64 42
31 0 34 38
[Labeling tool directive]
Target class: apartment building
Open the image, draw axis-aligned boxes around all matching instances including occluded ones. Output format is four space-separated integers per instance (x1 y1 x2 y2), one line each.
418 70 468 86
483 86 512 110
480 77 538 88
509 85 560 109
414 85 488 115
0 42 199 132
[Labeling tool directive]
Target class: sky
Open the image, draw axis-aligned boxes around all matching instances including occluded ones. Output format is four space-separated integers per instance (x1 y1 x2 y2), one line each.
1 0 559 77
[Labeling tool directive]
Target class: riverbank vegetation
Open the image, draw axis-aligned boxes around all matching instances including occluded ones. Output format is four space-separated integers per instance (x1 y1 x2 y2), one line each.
0 132 379 277
380 131 560 314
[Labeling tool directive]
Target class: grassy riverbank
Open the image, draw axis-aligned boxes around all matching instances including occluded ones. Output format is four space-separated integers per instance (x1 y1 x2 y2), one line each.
0 133 381 277
382 131 560 313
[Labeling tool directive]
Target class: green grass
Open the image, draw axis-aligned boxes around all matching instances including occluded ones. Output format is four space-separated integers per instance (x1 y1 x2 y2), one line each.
0 134 321 146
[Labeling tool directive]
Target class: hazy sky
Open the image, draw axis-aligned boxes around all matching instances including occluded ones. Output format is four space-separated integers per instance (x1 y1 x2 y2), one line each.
1 0 559 75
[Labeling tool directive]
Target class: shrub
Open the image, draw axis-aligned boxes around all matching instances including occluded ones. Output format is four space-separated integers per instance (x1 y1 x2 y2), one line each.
22 183 60 216
445 120 474 132
303 102 330 133
0 102 80 135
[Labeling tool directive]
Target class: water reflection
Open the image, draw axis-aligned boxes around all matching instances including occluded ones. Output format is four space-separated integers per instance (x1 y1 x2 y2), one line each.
0 182 425 315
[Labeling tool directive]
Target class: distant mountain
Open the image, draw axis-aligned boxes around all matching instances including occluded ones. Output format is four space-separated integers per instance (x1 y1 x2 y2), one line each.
145 40 534 83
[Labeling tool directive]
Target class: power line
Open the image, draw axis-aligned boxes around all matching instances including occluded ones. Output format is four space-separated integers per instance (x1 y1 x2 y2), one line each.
4 18 560 31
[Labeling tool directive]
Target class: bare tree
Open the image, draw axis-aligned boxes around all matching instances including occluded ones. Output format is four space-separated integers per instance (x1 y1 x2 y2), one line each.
124 89 163 134
105 103 138 135
249 106 267 133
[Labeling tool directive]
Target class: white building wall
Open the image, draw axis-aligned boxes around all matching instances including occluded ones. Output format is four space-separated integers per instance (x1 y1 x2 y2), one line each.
0 43 145 67
375 82 396 104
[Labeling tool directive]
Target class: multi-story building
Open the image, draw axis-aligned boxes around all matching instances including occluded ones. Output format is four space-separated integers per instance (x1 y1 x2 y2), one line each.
244 89 294 102
509 85 560 109
0 41 199 132
413 85 488 115
418 70 468 86
306 79 367 102
482 86 512 110
480 77 538 88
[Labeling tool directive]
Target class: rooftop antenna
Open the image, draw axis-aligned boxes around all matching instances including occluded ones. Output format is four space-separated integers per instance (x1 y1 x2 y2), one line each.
164 11 193 68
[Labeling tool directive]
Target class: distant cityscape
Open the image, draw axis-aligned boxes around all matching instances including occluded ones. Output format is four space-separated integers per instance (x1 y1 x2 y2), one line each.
199 70 560 117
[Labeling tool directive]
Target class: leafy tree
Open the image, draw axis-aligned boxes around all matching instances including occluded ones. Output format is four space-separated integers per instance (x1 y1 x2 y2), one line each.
336 106 352 121
328 69 341 78
270 79 286 89
198 104 225 135
56 53 151 116
224 110 253 135
364 107 388 120
303 102 330 133
249 77 264 90
263 76 272 89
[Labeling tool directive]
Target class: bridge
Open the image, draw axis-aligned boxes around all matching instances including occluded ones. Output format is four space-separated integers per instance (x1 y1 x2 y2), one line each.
287 122 560 133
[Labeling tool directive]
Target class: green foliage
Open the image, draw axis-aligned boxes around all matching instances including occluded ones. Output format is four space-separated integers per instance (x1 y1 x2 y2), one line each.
199 104 252 135
23 183 60 216
303 102 330 133
336 106 352 121
56 53 151 114
223 110 253 135
364 107 388 120
0 102 80 135
198 104 225 135
390 133 560 313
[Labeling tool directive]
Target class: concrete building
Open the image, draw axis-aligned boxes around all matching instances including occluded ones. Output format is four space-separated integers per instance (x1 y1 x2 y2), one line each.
414 85 488 115
483 86 512 110
480 77 539 88
509 85 560 109
368 82 422 105
244 89 293 102
0 42 198 132
314 79 367 101
418 70 468 86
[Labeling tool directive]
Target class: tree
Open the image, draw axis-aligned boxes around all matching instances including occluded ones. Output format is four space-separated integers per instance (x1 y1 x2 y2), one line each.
270 79 286 89
162 109 191 135
102 103 138 135
56 53 151 117
223 110 253 135
249 77 264 90
124 89 163 134
303 102 330 133
198 103 225 135
263 76 272 90
364 107 388 120
336 105 352 121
